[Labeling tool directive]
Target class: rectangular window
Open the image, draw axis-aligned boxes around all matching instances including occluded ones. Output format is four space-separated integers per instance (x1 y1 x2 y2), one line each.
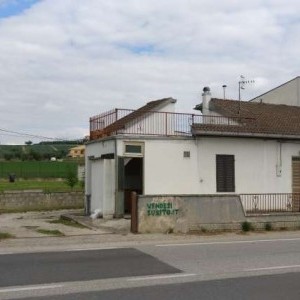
216 155 235 192
125 144 142 154
124 142 144 157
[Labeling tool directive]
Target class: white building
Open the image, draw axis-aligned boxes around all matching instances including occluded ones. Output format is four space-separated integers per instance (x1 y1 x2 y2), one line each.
251 76 300 106
86 83 300 218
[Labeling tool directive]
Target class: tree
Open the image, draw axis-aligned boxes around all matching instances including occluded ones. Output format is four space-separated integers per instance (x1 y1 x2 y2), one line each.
65 169 78 189
4 153 13 161
25 140 33 145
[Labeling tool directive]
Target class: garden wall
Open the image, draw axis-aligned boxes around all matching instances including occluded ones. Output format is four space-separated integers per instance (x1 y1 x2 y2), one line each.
137 194 245 233
136 195 300 233
0 191 84 212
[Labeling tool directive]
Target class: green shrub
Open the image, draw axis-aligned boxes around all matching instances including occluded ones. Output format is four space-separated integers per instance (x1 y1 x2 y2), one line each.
65 169 78 189
201 227 208 233
0 232 14 240
241 221 253 232
265 222 272 231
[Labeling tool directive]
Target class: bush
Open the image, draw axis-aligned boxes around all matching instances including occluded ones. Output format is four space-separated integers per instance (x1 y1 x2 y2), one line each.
241 221 254 232
65 169 78 189
265 222 272 231
4 153 13 161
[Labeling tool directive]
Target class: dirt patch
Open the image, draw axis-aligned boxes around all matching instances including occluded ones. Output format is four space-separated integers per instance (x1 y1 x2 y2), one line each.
0 210 105 238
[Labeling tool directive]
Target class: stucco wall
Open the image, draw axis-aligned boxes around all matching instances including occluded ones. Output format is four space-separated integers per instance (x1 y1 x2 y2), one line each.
143 138 199 194
85 139 115 158
85 139 116 217
0 191 84 212
129 137 300 195
137 195 300 233
197 137 300 194
86 134 300 217
90 160 103 212
251 78 300 106
138 194 245 233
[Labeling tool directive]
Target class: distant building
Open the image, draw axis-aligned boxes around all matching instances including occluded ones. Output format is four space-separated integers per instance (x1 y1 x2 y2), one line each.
68 145 85 158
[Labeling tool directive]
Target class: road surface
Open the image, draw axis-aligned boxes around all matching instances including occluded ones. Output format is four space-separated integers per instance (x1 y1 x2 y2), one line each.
1 235 300 299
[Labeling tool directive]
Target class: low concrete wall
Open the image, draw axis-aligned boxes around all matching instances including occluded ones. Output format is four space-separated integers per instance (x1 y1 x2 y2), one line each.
0 191 84 212
246 214 300 231
138 195 246 233
137 195 300 233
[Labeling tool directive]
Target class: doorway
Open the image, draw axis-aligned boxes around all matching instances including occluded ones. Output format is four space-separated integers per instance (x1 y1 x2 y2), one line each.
118 157 143 215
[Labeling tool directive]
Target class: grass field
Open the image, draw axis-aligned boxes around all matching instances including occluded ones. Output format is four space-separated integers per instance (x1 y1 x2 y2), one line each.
0 161 78 179
0 179 84 193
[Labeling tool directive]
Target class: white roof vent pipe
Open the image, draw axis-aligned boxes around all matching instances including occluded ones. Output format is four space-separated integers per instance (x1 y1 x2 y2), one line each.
202 86 211 116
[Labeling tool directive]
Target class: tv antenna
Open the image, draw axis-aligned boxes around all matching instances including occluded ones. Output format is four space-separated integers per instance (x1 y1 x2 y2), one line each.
238 75 254 113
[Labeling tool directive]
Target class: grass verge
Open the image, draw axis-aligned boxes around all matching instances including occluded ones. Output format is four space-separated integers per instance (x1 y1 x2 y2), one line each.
0 232 14 240
36 229 65 236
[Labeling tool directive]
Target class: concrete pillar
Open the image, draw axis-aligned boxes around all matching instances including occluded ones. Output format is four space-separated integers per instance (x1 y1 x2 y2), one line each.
103 159 116 219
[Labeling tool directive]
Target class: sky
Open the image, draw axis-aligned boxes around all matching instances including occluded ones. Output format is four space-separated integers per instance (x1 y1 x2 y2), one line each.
0 0 299 144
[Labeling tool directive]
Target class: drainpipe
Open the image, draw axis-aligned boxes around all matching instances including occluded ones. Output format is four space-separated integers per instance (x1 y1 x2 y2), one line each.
276 141 282 177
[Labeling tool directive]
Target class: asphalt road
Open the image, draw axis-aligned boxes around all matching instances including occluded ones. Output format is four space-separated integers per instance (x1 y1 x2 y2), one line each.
0 248 179 287
2 235 300 299
18 272 300 300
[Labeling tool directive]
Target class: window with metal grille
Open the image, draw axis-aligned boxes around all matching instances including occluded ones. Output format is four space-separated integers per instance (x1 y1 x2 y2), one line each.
216 155 235 192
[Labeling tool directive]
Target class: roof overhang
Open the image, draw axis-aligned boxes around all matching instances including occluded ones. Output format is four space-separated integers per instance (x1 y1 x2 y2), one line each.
192 129 300 140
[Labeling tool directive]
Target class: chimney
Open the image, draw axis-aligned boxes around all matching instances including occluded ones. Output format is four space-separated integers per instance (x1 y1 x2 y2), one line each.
202 86 211 115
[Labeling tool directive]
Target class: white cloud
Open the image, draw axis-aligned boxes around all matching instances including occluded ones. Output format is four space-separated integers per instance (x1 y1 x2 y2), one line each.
0 0 300 144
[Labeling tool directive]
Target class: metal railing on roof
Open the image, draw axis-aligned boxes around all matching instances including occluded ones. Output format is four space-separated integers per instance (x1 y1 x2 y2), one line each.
90 109 202 139
89 109 255 140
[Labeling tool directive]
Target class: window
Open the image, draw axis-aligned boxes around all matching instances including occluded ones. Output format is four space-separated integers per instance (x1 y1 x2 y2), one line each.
124 142 144 157
216 155 235 192
125 145 142 154
183 151 190 158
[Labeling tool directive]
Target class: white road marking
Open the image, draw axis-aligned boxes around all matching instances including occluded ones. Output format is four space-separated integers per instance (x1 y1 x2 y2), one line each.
156 237 300 247
245 265 300 272
65 247 121 252
128 273 196 281
0 246 122 256
0 284 64 293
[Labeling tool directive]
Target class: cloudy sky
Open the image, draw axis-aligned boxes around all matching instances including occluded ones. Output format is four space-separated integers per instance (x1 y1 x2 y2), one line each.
0 0 299 144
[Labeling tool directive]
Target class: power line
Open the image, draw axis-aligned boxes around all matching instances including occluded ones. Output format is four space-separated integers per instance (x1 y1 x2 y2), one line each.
0 127 82 142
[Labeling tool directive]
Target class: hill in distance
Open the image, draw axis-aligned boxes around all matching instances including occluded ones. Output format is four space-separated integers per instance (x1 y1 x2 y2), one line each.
0 141 83 161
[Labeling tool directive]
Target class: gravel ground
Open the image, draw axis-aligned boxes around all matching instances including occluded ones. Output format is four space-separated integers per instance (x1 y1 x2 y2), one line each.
0 209 114 238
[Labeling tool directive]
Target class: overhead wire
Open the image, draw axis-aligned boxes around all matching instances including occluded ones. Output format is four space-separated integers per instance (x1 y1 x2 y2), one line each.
0 127 83 142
